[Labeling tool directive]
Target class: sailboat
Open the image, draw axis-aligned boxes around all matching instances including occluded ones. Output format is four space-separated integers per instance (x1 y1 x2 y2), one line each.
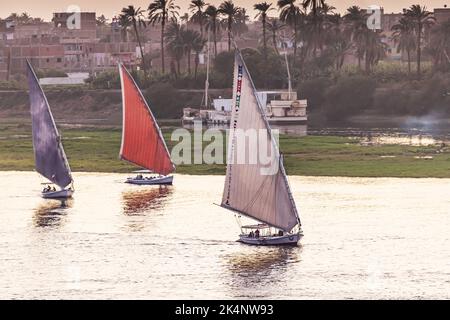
118 63 175 185
220 50 303 246
27 60 74 199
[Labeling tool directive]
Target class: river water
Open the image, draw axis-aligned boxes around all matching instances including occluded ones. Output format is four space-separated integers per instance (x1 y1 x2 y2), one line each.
0 172 449 299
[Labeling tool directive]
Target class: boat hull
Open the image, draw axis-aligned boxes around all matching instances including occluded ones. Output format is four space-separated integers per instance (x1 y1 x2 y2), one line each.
126 175 174 185
42 189 74 199
267 117 308 125
238 232 302 246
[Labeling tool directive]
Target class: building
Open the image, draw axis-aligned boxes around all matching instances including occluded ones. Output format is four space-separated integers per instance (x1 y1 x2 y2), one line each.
9 44 65 74
0 45 10 80
433 7 450 24
52 12 97 40
0 19 15 41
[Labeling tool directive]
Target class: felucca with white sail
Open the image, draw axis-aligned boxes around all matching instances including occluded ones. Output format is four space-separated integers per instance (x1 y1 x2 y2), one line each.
27 60 74 199
118 63 175 185
220 50 303 246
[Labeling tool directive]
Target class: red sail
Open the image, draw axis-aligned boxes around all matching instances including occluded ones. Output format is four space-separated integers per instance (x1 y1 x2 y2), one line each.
119 64 174 176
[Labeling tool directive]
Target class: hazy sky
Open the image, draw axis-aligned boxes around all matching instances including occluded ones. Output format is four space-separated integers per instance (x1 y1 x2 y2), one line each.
1 0 448 21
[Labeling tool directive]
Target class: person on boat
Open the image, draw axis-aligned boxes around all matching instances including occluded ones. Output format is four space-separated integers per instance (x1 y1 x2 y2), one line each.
248 231 254 238
255 229 260 238
52 186 56 192
278 230 284 237
136 174 143 180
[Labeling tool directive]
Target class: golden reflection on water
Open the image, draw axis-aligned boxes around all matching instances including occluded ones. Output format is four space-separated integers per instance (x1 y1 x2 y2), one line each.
1 173 449 299
122 186 173 216
33 199 72 228
361 134 441 146
226 246 302 297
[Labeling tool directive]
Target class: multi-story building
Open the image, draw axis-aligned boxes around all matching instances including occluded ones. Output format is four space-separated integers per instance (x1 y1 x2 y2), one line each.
0 19 15 41
52 12 97 40
9 43 65 74
433 7 450 24
0 45 10 80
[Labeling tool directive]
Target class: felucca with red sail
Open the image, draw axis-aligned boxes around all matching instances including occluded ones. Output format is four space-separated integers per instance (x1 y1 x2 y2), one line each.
118 63 175 185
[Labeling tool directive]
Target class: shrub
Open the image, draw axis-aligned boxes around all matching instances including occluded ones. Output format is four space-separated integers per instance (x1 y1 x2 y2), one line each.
297 77 332 112
323 75 376 121
144 83 183 119
35 69 68 78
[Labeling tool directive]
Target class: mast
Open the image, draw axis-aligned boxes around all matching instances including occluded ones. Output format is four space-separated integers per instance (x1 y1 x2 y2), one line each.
204 30 211 109
285 52 292 100
27 59 73 189
118 63 175 176
221 46 301 232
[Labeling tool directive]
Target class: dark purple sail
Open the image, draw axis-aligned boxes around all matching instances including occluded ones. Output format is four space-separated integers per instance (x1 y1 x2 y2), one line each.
27 60 73 189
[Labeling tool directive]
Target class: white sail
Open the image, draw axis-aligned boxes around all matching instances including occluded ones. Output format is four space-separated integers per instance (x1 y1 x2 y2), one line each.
221 51 301 232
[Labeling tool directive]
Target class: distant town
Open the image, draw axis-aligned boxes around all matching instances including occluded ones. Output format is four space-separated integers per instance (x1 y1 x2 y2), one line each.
1 1 450 123
2 1 450 79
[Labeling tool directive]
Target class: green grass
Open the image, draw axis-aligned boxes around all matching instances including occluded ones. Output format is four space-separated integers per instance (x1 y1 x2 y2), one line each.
1 124 449 177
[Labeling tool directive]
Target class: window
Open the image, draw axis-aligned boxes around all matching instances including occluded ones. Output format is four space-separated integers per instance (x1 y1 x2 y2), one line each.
57 58 62 63
46 58 49 63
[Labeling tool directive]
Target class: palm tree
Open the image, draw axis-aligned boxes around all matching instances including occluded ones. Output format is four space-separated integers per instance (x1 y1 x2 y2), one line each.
234 8 250 36
427 20 450 70
165 22 185 75
205 5 220 57
96 14 108 26
303 2 334 57
120 6 148 74
118 14 132 42
325 13 350 70
218 0 240 51
19 12 32 24
267 18 285 54
405 5 435 77
254 2 273 60
181 29 202 74
392 17 416 74
189 0 207 38
364 31 388 73
278 0 302 56
180 13 190 25
7 13 20 22
193 35 207 79
302 0 325 17
148 0 180 74
343 6 368 70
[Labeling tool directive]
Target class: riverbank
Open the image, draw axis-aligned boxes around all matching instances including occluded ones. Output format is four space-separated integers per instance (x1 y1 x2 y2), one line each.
1 124 450 177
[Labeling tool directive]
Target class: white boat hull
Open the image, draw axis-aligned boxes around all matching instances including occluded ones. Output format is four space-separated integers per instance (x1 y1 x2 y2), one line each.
238 232 302 246
126 175 174 185
42 189 74 199
267 116 308 124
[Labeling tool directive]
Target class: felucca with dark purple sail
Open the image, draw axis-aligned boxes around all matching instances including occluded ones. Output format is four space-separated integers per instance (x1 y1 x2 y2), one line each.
27 60 74 199
220 50 303 246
